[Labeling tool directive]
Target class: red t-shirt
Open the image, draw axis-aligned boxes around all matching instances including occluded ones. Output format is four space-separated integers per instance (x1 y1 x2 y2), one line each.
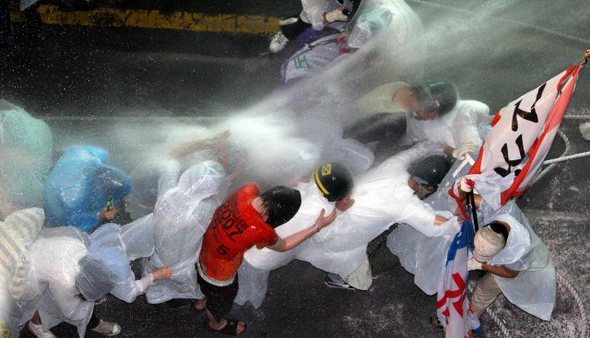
199 183 279 281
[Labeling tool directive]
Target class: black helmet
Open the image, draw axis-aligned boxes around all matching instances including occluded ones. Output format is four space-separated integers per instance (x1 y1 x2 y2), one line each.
409 155 453 187
313 162 353 202
412 81 458 116
260 186 302 228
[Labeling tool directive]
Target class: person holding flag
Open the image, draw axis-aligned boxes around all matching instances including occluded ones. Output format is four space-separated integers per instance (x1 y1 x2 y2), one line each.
457 180 556 333
391 50 586 337
389 153 555 337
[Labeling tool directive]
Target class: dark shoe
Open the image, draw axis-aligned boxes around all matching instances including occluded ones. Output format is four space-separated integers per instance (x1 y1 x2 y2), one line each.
430 316 443 331
203 319 247 336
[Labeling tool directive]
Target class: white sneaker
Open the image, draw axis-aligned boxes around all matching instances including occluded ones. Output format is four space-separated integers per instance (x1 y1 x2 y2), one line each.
90 319 121 336
28 322 56 338
269 31 289 53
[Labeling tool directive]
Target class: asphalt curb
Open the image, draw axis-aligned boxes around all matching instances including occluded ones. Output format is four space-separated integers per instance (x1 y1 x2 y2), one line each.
11 4 282 35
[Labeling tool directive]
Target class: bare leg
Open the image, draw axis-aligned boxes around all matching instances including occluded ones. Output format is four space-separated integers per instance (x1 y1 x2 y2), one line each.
204 308 246 335
194 298 206 311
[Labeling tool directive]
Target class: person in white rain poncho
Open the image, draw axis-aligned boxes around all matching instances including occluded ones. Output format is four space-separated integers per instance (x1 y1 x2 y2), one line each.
351 80 492 161
235 162 354 308
15 226 120 338
138 161 229 304
281 0 422 83
388 156 555 328
387 152 478 296
322 142 461 290
400 81 491 159
87 222 173 304
268 0 354 54
459 178 556 325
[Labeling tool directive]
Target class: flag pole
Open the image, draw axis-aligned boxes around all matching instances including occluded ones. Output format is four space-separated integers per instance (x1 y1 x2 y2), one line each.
467 192 479 232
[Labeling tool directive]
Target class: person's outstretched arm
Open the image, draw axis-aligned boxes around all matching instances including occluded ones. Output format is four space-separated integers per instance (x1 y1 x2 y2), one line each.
267 209 337 252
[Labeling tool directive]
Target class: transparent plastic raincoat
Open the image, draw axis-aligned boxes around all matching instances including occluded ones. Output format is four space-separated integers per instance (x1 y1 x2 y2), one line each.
88 220 158 304
0 100 52 220
402 100 492 149
236 143 457 307
16 227 117 337
282 0 422 83
478 204 556 320
142 161 228 303
300 0 354 31
43 145 132 233
388 157 555 320
388 156 484 296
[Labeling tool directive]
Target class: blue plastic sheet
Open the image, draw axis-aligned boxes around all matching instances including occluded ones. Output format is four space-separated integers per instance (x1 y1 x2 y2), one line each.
44 146 131 233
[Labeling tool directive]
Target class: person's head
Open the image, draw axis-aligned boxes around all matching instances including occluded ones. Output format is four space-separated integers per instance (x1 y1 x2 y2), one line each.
410 81 458 120
312 162 354 202
473 221 509 262
260 186 302 228
75 255 117 302
392 86 420 112
408 155 453 198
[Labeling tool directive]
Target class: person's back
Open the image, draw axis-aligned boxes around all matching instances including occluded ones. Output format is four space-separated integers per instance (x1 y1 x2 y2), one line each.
404 99 491 148
23 227 120 337
197 183 310 335
470 202 555 321
199 183 279 282
44 146 131 233
144 161 228 304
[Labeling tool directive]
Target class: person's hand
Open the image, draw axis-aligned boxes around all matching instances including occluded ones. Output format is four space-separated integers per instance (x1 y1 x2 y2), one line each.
467 257 483 271
99 208 118 221
314 208 338 232
438 216 461 235
434 215 448 226
324 7 349 23
460 177 475 193
153 267 173 280
335 195 354 212
452 142 479 160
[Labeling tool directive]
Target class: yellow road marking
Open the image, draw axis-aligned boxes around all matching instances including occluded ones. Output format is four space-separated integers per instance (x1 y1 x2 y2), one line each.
11 5 280 35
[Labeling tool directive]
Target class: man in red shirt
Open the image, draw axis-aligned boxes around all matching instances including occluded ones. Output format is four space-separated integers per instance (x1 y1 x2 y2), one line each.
196 183 337 335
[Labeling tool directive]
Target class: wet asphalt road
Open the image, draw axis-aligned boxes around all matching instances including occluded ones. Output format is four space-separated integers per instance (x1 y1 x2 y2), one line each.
3 0 590 337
